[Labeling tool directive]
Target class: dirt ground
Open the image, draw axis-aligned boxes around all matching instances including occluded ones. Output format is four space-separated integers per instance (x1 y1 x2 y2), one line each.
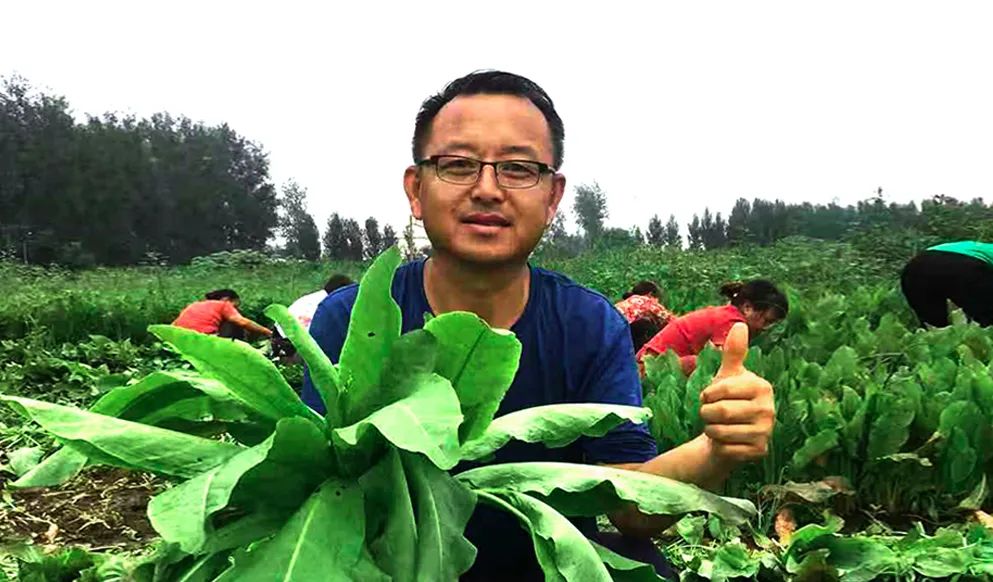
0 467 160 552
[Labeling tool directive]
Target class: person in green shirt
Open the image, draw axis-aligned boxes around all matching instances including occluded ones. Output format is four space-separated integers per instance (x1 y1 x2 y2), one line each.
900 241 993 327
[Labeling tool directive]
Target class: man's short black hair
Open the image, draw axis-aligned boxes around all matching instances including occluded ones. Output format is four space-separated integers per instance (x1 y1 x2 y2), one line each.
205 289 239 301
412 70 565 169
324 273 354 294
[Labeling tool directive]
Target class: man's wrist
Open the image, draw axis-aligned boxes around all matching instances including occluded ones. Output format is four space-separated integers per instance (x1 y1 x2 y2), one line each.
700 435 740 480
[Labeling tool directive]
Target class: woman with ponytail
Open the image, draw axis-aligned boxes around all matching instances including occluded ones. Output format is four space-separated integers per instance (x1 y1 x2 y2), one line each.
637 279 788 375
614 280 676 351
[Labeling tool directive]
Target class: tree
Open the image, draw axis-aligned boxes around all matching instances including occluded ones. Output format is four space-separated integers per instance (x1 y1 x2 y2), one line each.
646 215 664 247
726 198 751 245
632 226 645 246
662 215 681 248
0 76 280 265
402 222 417 261
698 209 728 249
364 217 383 259
278 180 321 260
342 218 365 261
382 224 398 251
323 213 347 260
687 215 704 250
536 213 583 259
573 182 608 243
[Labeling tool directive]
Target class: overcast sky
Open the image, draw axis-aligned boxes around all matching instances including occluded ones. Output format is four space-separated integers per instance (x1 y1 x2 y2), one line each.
3 1 992 236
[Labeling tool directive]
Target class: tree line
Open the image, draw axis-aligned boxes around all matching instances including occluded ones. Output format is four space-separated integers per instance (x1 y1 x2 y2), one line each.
540 183 993 262
1 76 281 266
0 76 404 266
5 75 991 267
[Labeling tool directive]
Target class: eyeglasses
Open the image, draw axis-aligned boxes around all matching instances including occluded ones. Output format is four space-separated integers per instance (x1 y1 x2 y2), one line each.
417 155 554 189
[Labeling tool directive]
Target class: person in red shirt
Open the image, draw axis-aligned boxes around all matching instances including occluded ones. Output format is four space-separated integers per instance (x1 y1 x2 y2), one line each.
614 280 676 351
637 279 788 375
172 289 273 340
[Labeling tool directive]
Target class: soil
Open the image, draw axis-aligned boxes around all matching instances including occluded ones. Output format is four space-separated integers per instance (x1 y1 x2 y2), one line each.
0 467 161 552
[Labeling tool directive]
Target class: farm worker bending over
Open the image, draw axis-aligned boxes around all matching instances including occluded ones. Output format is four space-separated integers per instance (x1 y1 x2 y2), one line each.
615 280 676 351
271 274 354 359
301 71 776 581
638 280 788 375
901 240 993 327
172 289 272 340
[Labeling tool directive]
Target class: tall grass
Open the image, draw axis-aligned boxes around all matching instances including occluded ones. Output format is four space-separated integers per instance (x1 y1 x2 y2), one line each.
1 238 899 345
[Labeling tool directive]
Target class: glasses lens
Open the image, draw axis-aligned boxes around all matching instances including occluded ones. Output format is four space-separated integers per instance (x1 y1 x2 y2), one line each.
436 156 480 184
497 161 541 188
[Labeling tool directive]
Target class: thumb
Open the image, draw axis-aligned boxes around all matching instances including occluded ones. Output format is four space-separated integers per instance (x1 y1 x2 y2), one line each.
716 322 749 379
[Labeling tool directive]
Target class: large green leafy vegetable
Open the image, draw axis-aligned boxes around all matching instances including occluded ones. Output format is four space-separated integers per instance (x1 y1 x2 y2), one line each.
3 247 755 580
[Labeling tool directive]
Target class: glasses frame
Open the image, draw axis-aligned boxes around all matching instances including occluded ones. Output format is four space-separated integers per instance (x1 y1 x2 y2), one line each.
417 155 556 189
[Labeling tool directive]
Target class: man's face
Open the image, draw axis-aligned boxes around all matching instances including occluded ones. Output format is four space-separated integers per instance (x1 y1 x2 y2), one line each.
404 94 565 267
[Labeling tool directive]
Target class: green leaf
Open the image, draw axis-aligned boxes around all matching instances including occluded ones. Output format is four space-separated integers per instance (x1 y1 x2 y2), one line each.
12 446 89 488
338 246 403 412
0 395 241 478
148 417 330 554
202 512 289 554
91 370 234 418
478 490 611 582
214 479 388 582
345 330 439 425
591 541 666 581
401 452 478 580
711 542 761 581
675 515 706 545
359 449 417 580
265 304 342 426
7 446 43 477
457 462 756 525
150 324 320 426
959 474 988 510
170 553 232 582
332 373 463 471
424 312 523 443
683 347 720 435
459 404 651 462
866 377 920 459
790 429 839 471
14 370 256 488
786 513 845 554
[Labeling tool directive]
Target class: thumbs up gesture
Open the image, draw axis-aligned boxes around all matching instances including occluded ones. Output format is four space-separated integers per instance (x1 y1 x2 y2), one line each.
699 322 775 463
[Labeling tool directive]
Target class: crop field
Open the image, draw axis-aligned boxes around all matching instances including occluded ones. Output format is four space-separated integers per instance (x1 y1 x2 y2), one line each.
2 239 993 581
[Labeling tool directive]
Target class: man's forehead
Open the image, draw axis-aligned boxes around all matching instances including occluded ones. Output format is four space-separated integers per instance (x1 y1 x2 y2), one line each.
426 94 553 159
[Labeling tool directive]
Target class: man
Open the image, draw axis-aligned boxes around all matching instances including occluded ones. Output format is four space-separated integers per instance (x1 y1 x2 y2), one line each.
173 288 272 340
302 71 774 579
272 274 354 360
901 240 993 327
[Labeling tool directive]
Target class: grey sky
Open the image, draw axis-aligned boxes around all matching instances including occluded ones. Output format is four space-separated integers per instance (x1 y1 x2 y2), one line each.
3 1 992 237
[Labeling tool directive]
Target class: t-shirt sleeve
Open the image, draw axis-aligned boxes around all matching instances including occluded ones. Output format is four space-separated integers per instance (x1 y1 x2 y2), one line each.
300 292 353 414
580 308 659 465
221 301 241 320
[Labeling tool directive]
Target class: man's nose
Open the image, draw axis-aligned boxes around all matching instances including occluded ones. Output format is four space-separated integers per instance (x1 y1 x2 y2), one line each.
470 165 506 203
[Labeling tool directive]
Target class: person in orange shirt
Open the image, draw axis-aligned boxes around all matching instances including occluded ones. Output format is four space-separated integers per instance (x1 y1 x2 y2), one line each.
172 289 273 341
614 280 676 351
637 280 788 375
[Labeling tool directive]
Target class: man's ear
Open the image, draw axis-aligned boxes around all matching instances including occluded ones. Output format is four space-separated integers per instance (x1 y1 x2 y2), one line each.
404 165 423 219
545 173 567 226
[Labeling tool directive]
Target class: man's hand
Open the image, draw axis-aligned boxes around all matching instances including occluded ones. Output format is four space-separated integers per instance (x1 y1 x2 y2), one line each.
699 322 775 463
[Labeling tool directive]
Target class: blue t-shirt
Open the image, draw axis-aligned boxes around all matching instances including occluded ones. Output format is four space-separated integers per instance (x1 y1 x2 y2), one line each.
301 259 658 579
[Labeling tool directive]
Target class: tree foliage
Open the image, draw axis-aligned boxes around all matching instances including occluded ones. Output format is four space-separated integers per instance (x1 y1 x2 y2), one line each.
0 76 278 266
573 182 609 243
278 181 320 260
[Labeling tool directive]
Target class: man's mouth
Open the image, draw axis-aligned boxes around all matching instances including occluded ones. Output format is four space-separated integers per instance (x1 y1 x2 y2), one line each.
461 213 512 227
